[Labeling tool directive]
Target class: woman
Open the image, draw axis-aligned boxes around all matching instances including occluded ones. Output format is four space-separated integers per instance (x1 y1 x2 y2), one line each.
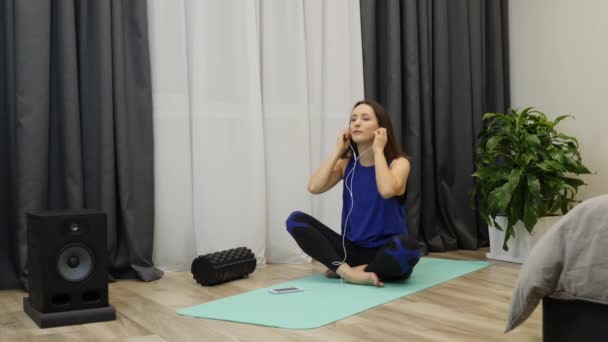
286 100 421 287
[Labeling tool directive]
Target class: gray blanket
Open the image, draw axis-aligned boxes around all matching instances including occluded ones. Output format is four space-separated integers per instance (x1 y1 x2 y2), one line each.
506 194 608 332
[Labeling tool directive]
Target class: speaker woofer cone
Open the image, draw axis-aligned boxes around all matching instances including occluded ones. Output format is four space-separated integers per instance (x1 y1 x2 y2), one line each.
57 244 95 283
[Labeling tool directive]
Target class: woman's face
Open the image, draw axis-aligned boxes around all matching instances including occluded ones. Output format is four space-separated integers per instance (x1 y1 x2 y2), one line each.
349 104 380 143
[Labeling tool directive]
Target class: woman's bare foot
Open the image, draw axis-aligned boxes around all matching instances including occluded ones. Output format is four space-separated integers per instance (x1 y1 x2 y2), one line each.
352 264 368 272
336 264 384 287
325 264 368 278
345 270 383 287
324 269 339 278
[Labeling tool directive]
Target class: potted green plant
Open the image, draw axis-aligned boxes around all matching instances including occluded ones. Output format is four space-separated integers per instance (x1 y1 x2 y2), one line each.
473 107 591 261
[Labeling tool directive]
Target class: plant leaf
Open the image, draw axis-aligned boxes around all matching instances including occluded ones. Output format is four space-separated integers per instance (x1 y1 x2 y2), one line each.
525 134 541 146
485 136 503 153
563 177 585 188
503 224 514 251
489 183 512 213
507 168 523 192
482 112 498 121
523 175 541 232
552 114 572 127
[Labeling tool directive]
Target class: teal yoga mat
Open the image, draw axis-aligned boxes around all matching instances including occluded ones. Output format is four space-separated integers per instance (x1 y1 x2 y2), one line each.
177 258 489 329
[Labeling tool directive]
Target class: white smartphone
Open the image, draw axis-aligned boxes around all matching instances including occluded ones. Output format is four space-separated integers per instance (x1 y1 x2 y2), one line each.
268 287 304 294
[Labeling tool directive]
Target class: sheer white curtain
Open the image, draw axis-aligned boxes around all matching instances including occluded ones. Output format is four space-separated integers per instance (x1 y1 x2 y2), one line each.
148 0 364 271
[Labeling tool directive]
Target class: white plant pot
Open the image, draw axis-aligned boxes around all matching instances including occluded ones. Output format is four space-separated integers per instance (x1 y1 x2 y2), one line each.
486 215 562 264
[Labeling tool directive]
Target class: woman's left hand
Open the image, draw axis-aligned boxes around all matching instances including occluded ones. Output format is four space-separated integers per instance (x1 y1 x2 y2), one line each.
373 128 388 152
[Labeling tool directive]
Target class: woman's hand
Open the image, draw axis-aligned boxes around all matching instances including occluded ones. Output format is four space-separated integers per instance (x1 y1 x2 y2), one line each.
336 129 351 154
373 127 388 152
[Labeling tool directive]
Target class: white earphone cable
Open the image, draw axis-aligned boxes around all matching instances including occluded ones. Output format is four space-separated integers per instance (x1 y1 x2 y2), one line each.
332 141 373 282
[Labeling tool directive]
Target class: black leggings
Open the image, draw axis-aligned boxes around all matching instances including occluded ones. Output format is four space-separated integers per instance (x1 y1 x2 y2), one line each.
286 211 421 281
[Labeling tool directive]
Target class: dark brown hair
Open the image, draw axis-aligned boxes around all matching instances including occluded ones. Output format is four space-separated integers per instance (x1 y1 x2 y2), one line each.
344 100 404 163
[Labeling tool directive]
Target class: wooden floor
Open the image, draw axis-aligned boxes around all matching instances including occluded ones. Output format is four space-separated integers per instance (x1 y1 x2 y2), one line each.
0 249 541 342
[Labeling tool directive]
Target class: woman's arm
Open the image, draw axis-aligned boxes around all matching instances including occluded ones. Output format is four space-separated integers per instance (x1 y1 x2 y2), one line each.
373 153 410 198
307 130 350 194
372 127 410 198
307 150 347 194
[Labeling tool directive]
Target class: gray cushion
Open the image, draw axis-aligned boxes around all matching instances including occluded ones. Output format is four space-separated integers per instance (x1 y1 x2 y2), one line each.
505 194 608 332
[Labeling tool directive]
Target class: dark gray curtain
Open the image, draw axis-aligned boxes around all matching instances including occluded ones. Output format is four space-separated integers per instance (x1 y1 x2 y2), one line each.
0 0 18 289
360 0 510 252
1 0 162 289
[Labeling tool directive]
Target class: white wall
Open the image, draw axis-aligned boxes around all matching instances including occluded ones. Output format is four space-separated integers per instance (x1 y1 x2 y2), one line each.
509 0 608 200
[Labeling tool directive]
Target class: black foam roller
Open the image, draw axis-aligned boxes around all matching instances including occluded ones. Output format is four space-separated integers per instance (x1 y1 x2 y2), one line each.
191 247 256 286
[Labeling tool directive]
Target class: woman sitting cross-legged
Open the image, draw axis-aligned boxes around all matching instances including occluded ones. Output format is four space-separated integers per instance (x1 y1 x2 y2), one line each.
286 100 422 287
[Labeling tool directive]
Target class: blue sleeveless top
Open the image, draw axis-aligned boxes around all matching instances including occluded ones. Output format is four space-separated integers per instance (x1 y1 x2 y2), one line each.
341 158 409 248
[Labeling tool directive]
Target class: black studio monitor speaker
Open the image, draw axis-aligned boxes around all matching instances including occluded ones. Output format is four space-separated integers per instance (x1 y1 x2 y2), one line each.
23 209 116 328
